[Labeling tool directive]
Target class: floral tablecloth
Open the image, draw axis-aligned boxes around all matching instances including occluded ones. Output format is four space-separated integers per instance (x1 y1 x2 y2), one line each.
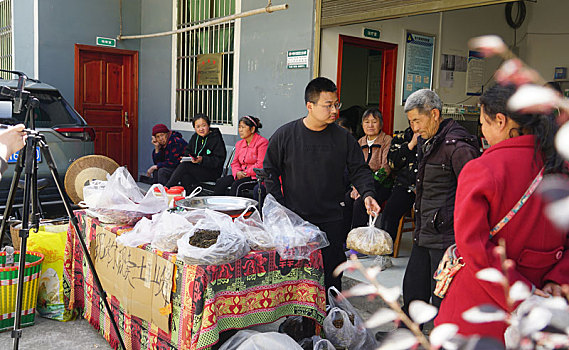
63 211 326 349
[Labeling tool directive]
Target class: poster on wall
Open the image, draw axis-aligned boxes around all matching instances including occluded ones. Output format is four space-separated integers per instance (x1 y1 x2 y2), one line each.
466 50 484 95
402 31 435 103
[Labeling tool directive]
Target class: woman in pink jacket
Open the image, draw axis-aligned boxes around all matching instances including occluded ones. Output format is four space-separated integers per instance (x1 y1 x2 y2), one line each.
435 84 569 343
214 116 268 196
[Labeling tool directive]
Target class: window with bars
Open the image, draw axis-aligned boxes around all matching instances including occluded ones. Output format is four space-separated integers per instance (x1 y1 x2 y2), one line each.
0 0 12 79
176 0 237 126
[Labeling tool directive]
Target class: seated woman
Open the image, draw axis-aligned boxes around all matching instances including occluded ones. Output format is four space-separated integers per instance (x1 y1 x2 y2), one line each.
166 114 226 192
343 108 393 243
435 84 569 344
214 116 268 196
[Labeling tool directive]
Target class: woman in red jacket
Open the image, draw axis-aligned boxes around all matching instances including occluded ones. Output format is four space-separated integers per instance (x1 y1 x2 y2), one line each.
214 116 268 196
435 84 569 343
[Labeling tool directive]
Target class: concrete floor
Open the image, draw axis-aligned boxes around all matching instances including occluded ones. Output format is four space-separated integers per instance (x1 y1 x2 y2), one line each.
0 224 414 349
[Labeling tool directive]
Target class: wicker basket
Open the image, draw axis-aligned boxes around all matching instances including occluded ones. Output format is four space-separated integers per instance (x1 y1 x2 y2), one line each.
0 251 44 331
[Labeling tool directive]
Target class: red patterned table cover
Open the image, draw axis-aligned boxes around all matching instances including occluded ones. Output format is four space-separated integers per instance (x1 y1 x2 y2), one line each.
63 211 326 349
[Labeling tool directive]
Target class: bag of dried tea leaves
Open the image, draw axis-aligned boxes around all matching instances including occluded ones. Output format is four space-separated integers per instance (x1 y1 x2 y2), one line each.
177 209 250 265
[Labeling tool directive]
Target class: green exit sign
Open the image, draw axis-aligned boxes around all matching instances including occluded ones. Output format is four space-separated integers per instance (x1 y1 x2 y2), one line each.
96 37 116 47
363 28 380 40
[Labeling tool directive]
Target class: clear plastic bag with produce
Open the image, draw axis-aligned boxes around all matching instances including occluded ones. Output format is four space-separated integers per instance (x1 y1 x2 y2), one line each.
116 216 155 247
177 209 250 265
234 205 276 251
219 329 303 350
82 167 168 224
328 286 377 350
262 194 329 260
323 307 357 348
346 214 393 256
150 211 195 252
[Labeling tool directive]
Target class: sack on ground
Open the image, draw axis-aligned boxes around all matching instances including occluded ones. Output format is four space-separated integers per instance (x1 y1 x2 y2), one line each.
262 194 329 260
177 209 250 265
346 215 393 256
83 167 168 224
27 224 76 322
234 205 276 251
219 329 303 350
328 286 377 350
323 307 357 348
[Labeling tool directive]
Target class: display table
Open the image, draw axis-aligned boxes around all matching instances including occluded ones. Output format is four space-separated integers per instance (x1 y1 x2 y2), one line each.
63 211 326 350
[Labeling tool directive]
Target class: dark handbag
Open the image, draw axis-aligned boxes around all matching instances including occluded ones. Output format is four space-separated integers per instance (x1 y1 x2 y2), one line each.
433 167 544 298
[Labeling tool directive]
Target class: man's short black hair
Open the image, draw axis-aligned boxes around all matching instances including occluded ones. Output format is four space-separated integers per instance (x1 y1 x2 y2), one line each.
305 77 337 104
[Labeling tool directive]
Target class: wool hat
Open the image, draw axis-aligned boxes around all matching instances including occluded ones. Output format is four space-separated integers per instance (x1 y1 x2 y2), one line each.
152 124 169 136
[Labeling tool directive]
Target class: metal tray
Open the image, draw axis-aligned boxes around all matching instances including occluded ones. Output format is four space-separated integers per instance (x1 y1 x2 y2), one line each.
176 196 257 217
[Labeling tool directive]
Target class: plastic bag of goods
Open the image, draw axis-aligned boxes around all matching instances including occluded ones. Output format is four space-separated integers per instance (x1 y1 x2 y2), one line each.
234 205 276 251
346 215 393 256
177 209 250 265
262 194 329 260
328 286 377 350
150 210 196 252
219 329 302 350
323 307 357 348
82 167 168 225
27 222 76 322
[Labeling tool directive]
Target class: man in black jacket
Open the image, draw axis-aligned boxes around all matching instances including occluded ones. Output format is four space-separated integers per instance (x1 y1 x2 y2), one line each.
263 77 380 293
402 89 480 317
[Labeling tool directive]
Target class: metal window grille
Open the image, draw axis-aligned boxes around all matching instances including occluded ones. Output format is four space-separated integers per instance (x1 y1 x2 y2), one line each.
176 0 236 125
0 0 12 79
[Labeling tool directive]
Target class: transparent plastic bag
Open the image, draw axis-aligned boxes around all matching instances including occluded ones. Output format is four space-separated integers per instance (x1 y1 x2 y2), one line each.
313 339 335 350
262 194 329 260
328 286 377 350
346 215 393 256
116 216 155 247
177 209 250 265
82 167 168 224
150 211 195 252
323 307 357 348
234 205 276 251
219 329 303 350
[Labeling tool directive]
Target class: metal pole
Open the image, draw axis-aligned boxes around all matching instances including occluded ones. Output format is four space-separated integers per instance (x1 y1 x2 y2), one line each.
117 4 288 40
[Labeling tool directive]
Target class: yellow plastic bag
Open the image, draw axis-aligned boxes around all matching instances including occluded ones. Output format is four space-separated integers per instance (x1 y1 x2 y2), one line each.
27 223 76 322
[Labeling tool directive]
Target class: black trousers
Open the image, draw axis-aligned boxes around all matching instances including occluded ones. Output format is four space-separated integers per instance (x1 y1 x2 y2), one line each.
213 175 257 196
152 167 175 186
165 162 220 192
342 183 392 236
402 243 445 317
316 220 345 295
379 185 416 242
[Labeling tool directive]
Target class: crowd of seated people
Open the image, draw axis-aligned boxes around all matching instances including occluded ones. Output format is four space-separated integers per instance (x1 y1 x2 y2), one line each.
149 108 417 244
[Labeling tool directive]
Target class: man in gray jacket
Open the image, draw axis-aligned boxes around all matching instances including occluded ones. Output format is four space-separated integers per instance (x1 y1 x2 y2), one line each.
402 89 480 318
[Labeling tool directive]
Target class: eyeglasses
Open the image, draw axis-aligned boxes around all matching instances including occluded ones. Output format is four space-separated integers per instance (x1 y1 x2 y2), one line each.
312 102 342 111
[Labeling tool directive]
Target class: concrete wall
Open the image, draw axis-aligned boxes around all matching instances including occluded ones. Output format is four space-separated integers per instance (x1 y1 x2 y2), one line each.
35 0 141 102
13 0 37 77
137 0 177 176
321 4 517 132
523 0 569 82
237 0 316 140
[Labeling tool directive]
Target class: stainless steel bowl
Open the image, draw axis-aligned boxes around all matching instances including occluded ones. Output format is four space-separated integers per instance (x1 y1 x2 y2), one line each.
176 196 258 217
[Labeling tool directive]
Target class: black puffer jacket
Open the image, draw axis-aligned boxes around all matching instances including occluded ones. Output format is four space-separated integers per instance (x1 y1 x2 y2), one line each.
388 127 418 191
184 127 226 172
413 119 480 249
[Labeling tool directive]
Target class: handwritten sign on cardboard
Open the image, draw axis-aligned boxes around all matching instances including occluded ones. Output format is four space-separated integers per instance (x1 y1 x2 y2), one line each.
92 225 174 331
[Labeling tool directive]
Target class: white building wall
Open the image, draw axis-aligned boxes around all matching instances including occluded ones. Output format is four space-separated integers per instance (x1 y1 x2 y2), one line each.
321 4 519 131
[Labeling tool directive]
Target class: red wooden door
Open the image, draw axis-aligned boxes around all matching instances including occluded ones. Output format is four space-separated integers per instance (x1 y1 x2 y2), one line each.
74 44 139 175
337 35 397 135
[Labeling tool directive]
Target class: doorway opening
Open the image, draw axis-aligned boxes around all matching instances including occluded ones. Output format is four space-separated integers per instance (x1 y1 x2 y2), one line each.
337 35 397 137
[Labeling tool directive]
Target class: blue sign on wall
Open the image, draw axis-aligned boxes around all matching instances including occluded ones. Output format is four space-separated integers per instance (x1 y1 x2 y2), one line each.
403 32 435 103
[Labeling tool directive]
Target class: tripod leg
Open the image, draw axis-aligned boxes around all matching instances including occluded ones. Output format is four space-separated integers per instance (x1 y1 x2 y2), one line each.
37 138 126 350
11 135 36 349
